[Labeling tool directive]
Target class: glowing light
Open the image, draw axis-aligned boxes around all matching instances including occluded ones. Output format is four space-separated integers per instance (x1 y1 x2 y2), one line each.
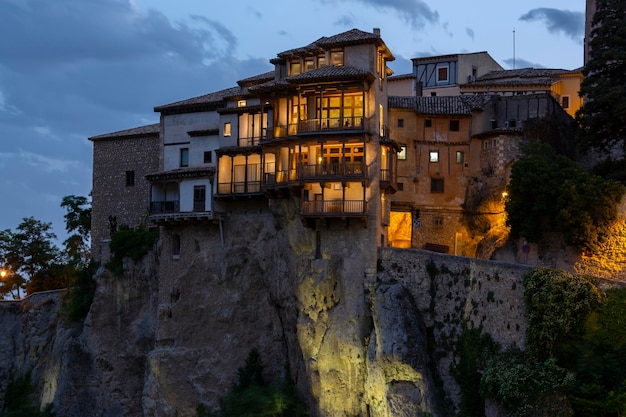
0 270 6 279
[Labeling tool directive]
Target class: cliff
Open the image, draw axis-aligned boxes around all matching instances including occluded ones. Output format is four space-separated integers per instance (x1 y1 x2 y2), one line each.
0 199 534 417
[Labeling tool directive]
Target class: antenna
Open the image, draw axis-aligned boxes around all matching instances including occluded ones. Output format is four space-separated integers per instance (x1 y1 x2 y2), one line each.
513 28 516 69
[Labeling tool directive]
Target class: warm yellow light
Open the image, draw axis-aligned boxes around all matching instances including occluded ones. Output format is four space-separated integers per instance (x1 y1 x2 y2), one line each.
0 270 6 279
501 192 508 199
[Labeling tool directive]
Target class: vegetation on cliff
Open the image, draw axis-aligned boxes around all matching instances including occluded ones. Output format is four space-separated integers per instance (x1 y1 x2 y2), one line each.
106 224 158 276
453 268 626 416
505 141 625 253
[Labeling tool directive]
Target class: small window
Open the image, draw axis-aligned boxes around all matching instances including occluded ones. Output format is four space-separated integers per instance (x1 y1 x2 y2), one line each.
180 148 189 167
125 170 135 187
456 151 464 164
330 50 344 66
304 58 315 72
429 151 439 163
436 65 449 82
237 100 246 107
433 216 444 227
430 92 437 97
398 146 407 160
317 54 326 67
397 182 404 191
172 234 181 259
224 122 231 137
290 60 301 76
562 95 570 109
449 120 460 131
204 151 212 164
397 118 404 128
431 178 444 193
425 119 432 128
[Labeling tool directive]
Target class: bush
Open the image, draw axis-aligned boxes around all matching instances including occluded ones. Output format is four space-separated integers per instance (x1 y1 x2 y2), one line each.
62 262 98 323
106 225 158 275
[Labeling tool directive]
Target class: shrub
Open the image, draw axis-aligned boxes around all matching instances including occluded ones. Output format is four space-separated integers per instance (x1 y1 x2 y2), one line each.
106 225 158 275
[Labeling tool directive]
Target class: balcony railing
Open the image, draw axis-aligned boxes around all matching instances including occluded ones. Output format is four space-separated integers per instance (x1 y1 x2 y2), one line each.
301 200 366 215
299 162 366 178
150 201 179 214
217 181 262 195
270 117 364 139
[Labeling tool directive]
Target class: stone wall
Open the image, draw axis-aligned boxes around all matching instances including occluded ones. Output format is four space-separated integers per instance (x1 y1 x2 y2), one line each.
91 133 160 262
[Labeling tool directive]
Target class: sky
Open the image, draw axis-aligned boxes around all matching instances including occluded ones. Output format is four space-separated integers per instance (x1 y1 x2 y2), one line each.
0 0 586 246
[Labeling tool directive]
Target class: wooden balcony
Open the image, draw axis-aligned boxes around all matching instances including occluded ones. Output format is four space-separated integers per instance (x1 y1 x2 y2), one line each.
298 162 366 179
300 199 368 227
269 117 364 139
216 181 264 198
148 201 216 224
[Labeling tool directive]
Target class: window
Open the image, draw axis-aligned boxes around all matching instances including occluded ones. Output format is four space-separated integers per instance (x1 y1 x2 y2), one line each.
193 185 206 212
172 234 181 259
397 118 404 128
429 151 439 162
204 151 212 164
290 60 301 75
434 216 444 227
431 178 444 193
180 148 189 167
456 151 464 164
330 50 344 66
430 92 437 97
237 100 246 107
425 119 432 128
562 95 570 109
436 65 449 82
224 122 231 137
317 54 326 67
125 170 135 187
304 58 315 72
449 120 460 131
397 182 404 191
398 146 407 160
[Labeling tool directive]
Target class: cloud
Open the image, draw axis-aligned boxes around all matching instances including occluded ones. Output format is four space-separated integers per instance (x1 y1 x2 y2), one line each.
466 28 475 40
503 57 545 70
519 8 584 42
318 0 438 29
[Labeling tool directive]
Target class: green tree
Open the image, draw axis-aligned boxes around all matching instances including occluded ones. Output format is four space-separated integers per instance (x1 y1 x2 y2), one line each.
0 218 60 298
576 0 626 158
60 195 91 267
506 141 625 252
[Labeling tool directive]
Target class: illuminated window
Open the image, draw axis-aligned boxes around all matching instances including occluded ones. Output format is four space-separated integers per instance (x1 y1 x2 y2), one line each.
224 122 231 137
180 148 189 167
431 178 444 193
237 100 246 107
429 151 439 162
330 50 344 66
449 120 460 131
437 65 449 83
398 146 407 160
304 58 315 72
456 151 464 163
290 60 301 76
317 54 326 67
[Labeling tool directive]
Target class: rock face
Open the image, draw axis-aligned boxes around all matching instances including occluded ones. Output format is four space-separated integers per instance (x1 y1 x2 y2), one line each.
0 199 535 417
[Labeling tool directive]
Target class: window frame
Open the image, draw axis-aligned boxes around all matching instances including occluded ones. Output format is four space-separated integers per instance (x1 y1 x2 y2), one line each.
429 151 439 163
436 64 449 83
180 148 189 167
398 145 407 160
125 170 135 187
224 122 232 137
449 120 460 132
431 178 444 193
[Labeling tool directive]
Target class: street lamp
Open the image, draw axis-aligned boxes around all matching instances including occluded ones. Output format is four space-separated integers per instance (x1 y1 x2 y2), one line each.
0 269 6 279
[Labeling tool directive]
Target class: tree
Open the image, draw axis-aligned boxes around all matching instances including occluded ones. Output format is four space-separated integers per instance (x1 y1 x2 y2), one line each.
0 218 60 299
576 0 626 158
60 195 91 267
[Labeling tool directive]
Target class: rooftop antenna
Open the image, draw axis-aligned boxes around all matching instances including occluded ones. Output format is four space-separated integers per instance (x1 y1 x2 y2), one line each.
513 28 516 69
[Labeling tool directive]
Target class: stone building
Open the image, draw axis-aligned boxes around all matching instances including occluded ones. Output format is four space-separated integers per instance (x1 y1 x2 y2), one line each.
89 124 160 262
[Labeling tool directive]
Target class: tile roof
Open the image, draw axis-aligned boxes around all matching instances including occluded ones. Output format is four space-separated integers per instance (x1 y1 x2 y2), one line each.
88 123 160 141
237 71 275 87
154 86 243 113
388 95 492 115
463 68 579 88
276 28 393 60
287 65 373 83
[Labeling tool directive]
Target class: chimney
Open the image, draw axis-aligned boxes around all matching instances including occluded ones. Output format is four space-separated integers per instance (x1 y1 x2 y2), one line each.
373 28 380 36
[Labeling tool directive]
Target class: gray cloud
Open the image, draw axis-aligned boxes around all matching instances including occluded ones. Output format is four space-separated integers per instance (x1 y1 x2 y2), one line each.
466 28 475 40
519 8 584 42
319 0 438 29
503 57 545 70
0 0 272 239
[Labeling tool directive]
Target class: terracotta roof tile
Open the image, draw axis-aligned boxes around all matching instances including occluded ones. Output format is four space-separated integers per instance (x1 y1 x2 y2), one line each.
237 71 275 87
277 28 392 59
154 86 243 113
287 65 373 83
388 96 416 109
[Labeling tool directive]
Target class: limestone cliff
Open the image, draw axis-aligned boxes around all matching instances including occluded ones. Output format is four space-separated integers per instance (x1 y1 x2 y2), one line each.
0 198 534 417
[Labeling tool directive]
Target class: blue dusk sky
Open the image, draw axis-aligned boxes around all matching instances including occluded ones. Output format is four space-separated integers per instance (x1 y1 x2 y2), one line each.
0 0 586 244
